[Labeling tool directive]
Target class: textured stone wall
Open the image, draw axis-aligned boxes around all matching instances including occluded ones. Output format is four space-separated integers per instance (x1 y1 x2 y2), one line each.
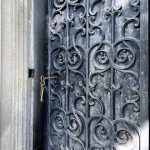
0 0 45 149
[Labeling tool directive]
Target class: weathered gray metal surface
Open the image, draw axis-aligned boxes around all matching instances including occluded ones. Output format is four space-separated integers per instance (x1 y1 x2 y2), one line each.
45 0 149 149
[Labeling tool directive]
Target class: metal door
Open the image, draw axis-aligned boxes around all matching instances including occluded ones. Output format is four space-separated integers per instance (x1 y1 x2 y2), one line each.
44 0 149 149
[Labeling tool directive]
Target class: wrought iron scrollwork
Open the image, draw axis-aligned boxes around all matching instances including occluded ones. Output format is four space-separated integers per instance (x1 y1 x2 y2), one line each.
47 0 141 149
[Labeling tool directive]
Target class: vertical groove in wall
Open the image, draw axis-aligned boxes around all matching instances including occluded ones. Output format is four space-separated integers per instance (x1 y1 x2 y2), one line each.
23 0 28 148
11 0 16 149
27 0 34 149
18 0 22 149
11 0 18 149
26 0 35 149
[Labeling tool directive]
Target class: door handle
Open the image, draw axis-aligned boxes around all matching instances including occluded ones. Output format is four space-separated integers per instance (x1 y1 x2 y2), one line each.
40 75 57 102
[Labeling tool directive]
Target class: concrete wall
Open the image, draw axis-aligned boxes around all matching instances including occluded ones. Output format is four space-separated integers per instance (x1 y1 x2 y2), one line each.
0 0 45 149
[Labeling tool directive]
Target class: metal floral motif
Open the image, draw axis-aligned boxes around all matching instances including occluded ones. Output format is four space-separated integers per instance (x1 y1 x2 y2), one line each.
47 0 140 149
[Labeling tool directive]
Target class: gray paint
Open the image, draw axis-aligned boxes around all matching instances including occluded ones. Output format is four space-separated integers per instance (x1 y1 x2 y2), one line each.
0 0 45 149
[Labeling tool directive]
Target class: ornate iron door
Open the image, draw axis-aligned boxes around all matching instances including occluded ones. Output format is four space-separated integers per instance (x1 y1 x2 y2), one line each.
44 0 149 149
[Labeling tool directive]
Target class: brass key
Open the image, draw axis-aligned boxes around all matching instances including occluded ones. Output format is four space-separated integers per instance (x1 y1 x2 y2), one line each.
40 75 58 102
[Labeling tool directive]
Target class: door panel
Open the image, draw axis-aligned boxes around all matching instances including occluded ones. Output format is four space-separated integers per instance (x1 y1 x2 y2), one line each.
45 0 149 149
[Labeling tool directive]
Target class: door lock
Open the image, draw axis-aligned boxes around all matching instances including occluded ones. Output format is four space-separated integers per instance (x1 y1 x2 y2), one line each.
40 75 57 102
